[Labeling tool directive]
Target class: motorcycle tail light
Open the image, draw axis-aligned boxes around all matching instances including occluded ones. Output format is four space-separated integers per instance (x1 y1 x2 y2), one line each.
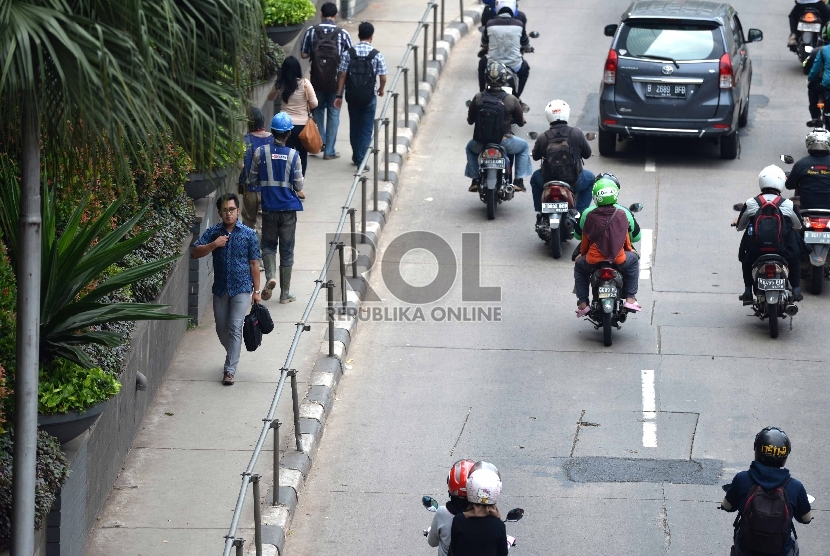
765 264 777 278
486 148 498 157
604 49 618 85
803 12 818 23
719 53 734 90
818 101 826 111
812 217 830 230
598 268 616 281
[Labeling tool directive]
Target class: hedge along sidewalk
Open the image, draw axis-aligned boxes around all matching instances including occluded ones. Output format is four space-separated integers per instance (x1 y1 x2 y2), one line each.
247 5 484 555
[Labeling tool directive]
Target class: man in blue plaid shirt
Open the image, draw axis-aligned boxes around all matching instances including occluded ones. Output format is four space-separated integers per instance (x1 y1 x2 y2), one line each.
334 22 388 167
300 2 353 159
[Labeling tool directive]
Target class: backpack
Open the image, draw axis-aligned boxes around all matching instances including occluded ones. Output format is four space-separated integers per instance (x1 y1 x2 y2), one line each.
345 47 379 107
310 25 341 94
752 195 785 253
473 91 507 144
541 128 579 184
738 478 792 555
243 304 262 352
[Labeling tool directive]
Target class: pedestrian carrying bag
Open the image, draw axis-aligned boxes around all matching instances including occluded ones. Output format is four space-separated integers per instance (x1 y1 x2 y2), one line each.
310 25 341 94
752 195 785 253
243 304 262 352
345 47 379 107
542 128 579 184
299 82 323 154
473 91 507 144
737 478 792 555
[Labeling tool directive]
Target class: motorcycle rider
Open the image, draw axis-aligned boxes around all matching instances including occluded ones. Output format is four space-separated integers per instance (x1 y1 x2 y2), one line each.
573 179 642 317
736 165 804 302
427 459 475 556
789 0 830 47
785 130 830 211
804 26 830 126
531 99 595 226
478 0 531 98
465 60 533 193
481 0 527 27
720 427 812 556
449 468 508 556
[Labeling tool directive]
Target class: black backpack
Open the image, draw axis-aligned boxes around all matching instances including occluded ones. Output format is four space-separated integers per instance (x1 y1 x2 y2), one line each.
541 128 579 184
345 47 378 107
752 195 785 253
310 25 341 94
738 478 793 555
243 304 262 352
473 91 507 144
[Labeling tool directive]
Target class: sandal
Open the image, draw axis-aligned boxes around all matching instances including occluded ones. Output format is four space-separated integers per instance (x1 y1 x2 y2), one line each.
623 301 642 312
575 305 591 318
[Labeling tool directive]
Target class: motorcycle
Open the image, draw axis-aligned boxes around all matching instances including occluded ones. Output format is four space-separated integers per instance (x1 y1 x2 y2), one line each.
421 495 525 550
528 131 596 259
791 6 824 64
479 32 539 101
579 202 644 347
732 202 799 339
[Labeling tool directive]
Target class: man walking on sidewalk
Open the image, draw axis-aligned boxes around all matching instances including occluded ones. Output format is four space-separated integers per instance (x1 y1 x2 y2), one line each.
192 193 261 386
249 112 304 304
301 1 353 160
334 22 387 167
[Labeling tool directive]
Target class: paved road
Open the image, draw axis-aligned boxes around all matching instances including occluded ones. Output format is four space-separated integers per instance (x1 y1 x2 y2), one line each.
285 1 830 554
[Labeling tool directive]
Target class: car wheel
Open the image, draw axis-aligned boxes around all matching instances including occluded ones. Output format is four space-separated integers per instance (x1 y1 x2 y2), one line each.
720 131 739 160
599 128 616 157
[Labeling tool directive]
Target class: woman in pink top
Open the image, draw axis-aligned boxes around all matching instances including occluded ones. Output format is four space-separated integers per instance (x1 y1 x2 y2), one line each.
269 56 318 177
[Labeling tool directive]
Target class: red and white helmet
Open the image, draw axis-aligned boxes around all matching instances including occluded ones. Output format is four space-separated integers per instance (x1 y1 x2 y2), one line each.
447 459 476 498
466 468 502 505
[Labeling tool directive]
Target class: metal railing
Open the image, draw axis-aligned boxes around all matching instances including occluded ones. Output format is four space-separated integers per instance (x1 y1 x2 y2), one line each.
221 1 466 554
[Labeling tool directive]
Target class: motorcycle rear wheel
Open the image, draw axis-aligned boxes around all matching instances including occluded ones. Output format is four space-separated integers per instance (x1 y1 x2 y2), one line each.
549 226 562 259
602 311 613 346
810 265 823 295
485 188 497 220
768 303 779 339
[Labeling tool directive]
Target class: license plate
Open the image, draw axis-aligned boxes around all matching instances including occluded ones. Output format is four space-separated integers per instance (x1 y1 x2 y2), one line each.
757 278 785 290
804 231 830 244
798 22 822 32
541 202 569 213
598 286 617 299
480 158 505 169
645 83 687 99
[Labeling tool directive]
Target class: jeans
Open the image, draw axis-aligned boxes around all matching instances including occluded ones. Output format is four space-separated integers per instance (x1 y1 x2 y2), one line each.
261 210 298 280
313 92 341 157
214 292 250 375
531 169 595 212
348 97 377 166
286 124 308 176
574 251 640 303
465 136 533 179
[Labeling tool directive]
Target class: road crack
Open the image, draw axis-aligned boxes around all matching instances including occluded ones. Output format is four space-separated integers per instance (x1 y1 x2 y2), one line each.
660 482 672 553
449 407 471 457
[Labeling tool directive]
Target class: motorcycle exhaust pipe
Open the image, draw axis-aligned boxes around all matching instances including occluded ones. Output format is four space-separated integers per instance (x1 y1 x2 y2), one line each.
503 184 515 200
785 304 799 316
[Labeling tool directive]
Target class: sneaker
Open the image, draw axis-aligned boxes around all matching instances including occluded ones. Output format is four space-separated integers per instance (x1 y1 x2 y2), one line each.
297 190 306 200
513 178 526 192
793 287 803 302
469 178 481 192
261 278 277 301
788 33 797 47
807 119 822 127
323 152 341 160
222 372 234 385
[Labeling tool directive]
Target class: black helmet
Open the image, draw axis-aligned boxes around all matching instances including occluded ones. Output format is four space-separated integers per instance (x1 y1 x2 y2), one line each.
595 172 621 189
754 427 791 468
485 59 508 87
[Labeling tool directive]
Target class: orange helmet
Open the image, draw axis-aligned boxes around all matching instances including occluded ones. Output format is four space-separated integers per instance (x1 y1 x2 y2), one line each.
447 459 476 498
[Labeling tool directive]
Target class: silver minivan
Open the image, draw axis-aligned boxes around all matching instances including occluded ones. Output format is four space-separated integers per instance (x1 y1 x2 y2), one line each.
598 1 762 160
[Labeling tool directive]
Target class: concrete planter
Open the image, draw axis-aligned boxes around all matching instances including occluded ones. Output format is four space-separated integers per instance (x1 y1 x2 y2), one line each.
185 168 229 200
266 24 305 46
37 401 108 446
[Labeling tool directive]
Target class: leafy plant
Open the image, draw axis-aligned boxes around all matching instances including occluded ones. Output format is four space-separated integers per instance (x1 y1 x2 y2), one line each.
262 0 316 26
0 430 69 550
38 360 120 414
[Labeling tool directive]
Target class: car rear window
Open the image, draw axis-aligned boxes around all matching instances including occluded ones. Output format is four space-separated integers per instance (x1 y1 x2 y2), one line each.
618 22 724 61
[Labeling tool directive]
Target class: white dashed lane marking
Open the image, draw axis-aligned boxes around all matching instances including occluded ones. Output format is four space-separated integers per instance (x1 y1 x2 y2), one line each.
639 229 653 280
642 369 657 448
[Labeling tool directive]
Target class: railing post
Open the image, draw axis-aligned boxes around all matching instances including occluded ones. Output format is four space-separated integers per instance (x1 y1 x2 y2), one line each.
252 474 263 556
459 0 464 21
348 208 358 278
441 0 445 42
337 242 347 306
384 118 390 181
413 45 420 106
271 420 280 505
360 177 367 242
423 23 429 85
288 369 303 452
326 281 335 357
403 68 410 126
432 3 438 61
373 118 380 210
392 93 399 157
233 538 245 556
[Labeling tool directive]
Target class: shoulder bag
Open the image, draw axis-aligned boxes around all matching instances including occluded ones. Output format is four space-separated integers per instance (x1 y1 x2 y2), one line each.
298 80 323 154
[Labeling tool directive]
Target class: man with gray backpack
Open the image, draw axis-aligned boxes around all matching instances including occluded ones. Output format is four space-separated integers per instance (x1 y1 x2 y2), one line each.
720 427 813 556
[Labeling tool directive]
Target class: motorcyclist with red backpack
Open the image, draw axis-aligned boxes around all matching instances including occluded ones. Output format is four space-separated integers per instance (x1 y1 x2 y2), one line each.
720 427 812 556
736 165 805 302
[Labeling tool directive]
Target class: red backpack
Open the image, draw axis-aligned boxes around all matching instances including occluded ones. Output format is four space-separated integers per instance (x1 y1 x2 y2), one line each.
752 195 785 253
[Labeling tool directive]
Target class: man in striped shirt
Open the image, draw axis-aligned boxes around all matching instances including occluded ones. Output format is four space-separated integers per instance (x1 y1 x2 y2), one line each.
301 2 353 159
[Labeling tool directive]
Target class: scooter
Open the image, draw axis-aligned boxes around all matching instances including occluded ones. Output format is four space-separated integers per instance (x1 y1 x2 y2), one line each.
478 32 539 102
421 495 525 550
791 6 825 64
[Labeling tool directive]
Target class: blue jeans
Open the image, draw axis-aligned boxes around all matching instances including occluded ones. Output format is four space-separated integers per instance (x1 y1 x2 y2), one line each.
313 92 341 157
348 97 377 166
531 169 595 212
465 136 533 179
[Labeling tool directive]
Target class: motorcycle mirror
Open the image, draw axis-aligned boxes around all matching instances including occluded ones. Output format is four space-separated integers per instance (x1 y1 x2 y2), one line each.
585 132 597 141
505 508 525 522
422 496 439 512
746 28 763 43
522 104 531 113
629 203 643 213
465 100 472 108
528 131 538 140
528 31 540 39
808 494 816 504
604 24 618 37
780 154 795 165
733 203 745 212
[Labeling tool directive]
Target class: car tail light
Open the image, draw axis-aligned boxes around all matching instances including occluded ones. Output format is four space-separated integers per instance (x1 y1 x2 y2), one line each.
714 123 730 129
803 11 818 23
602 119 618 125
604 50 618 85
765 264 777 278
598 268 616 281
719 53 733 89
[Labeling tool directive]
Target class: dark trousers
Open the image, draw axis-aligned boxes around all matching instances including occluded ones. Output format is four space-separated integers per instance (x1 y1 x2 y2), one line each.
741 256 801 289
731 539 798 556
808 82 828 119
261 210 297 268
790 2 830 33
574 252 640 303
478 57 530 97
347 97 377 166
285 124 308 176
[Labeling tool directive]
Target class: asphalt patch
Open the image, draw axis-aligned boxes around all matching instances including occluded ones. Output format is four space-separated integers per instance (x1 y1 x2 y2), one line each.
564 456 724 484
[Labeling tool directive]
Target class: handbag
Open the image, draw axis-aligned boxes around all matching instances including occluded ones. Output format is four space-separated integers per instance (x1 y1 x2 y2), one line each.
299 80 323 154
254 302 274 334
243 304 263 352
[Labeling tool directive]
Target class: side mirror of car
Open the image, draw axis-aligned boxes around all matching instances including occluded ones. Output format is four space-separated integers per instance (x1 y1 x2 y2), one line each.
585 132 596 141
781 154 795 165
465 100 472 107
528 31 540 39
629 203 643 213
604 24 618 37
747 29 763 43
528 131 538 140
733 203 745 212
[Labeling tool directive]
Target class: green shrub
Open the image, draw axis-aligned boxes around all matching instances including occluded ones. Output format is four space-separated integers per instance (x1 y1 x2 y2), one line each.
38 360 121 415
240 34 286 87
262 0 316 26
0 430 69 550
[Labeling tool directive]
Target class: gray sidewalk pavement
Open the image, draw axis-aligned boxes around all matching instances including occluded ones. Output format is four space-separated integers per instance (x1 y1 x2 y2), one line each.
85 2 477 555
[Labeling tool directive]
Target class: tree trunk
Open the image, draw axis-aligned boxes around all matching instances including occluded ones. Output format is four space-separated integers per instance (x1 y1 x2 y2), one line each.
11 98 41 556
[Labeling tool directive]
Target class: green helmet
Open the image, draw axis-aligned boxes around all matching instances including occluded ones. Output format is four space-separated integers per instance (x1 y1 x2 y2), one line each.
592 178 619 206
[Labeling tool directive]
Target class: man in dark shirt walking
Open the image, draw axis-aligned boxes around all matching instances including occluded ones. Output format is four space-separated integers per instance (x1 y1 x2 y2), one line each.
192 193 261 385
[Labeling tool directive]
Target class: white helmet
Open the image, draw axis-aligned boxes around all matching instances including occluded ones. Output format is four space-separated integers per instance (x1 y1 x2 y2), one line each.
495 0 517 16
806 129 830 153
466 468 502 505
545 100 570 123
758 165 786 194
